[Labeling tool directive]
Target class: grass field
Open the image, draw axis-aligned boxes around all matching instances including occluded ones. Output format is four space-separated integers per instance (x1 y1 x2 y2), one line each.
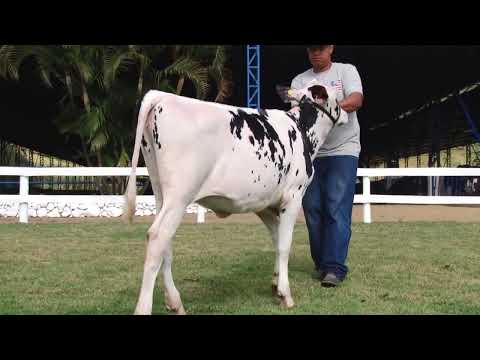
1 220 479 315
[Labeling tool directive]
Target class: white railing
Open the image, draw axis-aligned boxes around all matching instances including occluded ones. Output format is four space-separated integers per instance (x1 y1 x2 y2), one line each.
1 167 479 224
355 168 480 223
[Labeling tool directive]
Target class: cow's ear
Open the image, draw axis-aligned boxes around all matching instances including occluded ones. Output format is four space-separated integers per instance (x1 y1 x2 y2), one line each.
308 85 329 102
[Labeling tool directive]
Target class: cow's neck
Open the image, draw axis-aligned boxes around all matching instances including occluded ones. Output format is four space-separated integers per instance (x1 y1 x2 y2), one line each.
298 102 335 159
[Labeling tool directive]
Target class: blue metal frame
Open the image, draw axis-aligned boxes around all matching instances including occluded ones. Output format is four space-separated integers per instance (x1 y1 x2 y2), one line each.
246 45 261 109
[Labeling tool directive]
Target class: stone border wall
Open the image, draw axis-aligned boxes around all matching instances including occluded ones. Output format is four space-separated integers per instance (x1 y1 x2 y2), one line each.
0 200 202 218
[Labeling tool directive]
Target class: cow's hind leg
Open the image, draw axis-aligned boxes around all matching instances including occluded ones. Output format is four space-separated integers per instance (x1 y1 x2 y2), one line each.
134 201 187 315
256 209 280 293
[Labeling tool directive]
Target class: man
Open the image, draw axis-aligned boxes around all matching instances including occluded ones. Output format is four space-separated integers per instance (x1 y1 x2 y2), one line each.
291 45 364 287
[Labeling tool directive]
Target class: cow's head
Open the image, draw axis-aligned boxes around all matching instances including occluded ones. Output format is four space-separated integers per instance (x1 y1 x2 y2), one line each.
286 81 348 126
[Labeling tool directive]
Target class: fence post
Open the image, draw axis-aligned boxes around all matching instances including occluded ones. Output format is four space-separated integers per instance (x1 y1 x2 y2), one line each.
196 205 206 224
19 175 29 224
363 176 372 224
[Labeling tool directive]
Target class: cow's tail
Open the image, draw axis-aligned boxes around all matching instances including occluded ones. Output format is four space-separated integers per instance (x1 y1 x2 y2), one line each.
123 90 164 224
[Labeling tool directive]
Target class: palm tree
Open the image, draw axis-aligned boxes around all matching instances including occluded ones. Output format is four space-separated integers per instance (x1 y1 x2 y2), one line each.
171 45 233 103
0 45 130 169
0 45 234 194
0 45 135 193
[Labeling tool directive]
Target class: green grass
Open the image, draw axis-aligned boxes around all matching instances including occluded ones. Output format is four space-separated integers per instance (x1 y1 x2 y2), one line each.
1 221 479 315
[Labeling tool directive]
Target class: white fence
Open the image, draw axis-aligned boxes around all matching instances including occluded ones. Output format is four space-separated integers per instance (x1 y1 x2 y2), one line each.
1 167 480 224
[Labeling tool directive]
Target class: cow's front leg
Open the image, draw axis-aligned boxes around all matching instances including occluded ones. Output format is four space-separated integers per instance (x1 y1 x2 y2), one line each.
275 199 302 309
256 209 280 293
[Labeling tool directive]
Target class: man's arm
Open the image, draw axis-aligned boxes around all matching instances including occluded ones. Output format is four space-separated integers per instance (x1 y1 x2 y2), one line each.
341 64 364 113
339 92 363 113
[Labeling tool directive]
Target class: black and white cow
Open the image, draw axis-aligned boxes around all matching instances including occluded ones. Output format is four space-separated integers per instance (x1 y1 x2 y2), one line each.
124 81 348 315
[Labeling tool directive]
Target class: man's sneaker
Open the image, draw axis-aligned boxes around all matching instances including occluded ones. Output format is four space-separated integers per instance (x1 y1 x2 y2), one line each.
321 272 341 288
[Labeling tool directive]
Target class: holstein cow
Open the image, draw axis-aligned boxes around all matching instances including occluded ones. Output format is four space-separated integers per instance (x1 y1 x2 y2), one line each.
124 81 348 315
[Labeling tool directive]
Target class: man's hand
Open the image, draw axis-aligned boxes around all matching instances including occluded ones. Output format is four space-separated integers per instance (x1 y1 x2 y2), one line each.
339 92 363 113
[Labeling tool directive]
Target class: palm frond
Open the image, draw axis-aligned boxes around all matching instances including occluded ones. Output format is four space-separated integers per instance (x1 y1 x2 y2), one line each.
212 67 234 103
102 46 135 90
116 147 131 167
162 56 209 99
0 45 37 80
89 130 109 152
54 104 83 135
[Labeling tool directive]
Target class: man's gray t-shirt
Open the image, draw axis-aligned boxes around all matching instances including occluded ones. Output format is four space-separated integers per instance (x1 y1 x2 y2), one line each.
291 62 363 158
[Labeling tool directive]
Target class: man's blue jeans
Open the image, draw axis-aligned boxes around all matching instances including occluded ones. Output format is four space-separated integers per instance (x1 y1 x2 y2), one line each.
302 155 358 281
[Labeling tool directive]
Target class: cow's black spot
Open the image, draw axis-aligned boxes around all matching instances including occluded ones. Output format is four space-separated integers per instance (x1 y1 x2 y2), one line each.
258 175 261 182
285 164 291 175
281 209 286 214
286 112 298 123
229 109 286 169
251 170 254 174
249 136 255 146
288 127 297 153
291 102 322 177
141 136 147 148
298 185 302 190
296 169 299 176
153 122 161 150
268 141 277 162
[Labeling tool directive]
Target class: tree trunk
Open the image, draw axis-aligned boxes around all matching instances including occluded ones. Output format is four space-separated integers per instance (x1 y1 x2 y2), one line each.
80 136 92 167
65 72 73 103
176 76 185 95
67 72 92 169
133 56 145 133
80 76 104 195
80 79 91 113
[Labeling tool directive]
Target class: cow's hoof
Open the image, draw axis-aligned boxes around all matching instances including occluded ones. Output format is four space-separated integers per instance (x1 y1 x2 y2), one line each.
176 306 187 315
165 292 185 314
134 309 152 315
166 302 186 315
279 295 295 309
